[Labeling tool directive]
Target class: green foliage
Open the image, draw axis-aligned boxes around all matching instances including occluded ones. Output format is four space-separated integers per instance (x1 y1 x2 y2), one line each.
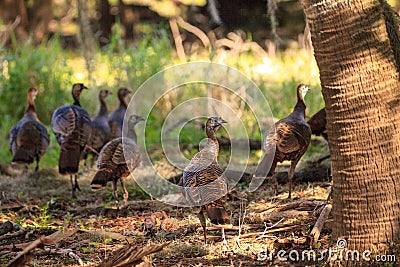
0 28 325 170
32 204 53 228
0 36 74 125
97 23 172 90
81 247 95 254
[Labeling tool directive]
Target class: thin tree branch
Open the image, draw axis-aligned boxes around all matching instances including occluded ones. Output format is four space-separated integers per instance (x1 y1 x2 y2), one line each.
309 203 332 248
169 18 186 61
176 16 211 48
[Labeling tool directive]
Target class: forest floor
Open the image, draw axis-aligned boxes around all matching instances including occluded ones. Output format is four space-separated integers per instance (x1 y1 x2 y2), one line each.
0 148 338 267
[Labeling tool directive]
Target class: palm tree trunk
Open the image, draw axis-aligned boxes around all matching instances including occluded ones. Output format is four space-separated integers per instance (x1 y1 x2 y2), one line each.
302 0 400 257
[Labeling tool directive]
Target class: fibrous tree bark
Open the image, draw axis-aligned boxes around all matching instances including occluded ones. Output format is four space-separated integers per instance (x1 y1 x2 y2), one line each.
302 0 400 260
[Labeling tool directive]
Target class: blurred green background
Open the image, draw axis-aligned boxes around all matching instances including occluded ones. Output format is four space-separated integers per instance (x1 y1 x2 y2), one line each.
4 0 394 168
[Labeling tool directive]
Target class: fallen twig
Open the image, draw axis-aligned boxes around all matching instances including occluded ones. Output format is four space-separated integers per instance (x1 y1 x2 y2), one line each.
0 228 78 251
207 224 265 232
98 242 169 267
309 203 332 248
261 199 326 213
237 224 302 239
0 242 32 250
247 210 309 224
6 236 54 267
254 218 285 241
247 199 325 223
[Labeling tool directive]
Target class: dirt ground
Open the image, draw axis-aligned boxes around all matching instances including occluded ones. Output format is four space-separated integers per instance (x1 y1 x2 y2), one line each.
0 155 335 267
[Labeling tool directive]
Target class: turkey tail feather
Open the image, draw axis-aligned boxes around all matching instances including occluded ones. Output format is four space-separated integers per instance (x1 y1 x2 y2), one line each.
91 170 112 189
12 148 34 165
249 146 275 192
59 146 80 174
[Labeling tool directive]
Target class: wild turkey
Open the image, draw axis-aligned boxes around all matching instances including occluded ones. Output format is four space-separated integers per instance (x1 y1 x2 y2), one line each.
83 89 112 167
9 88 50 171
252 84 312 199
90 115 144 206
307 108 327 140
182 117 230 243
108 87 132 139
51 83 92 199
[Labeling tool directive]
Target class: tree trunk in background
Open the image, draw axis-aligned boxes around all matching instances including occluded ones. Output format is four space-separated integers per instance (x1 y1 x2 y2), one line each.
118 0 136 40
0 0 29 42
302 0 400 259
97 0 113 46
77 0 96 79
30 0 53 42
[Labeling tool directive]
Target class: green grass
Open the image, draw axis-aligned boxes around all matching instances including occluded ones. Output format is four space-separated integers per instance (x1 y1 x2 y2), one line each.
0 25 324 169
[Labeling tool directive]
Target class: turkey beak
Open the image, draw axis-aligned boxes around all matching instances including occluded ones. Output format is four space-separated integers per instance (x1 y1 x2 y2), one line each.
83 85 88 90
138 116 145 122
218 118 227 125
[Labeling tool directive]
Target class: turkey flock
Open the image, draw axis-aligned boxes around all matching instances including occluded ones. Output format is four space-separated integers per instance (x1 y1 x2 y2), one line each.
8 83 327 243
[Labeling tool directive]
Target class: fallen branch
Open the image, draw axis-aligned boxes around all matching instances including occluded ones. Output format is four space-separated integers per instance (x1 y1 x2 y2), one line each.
269 199 325 213
206 224 265 232
98 242 169 267
309 203 332 248
247 210 309 224
0 202 25 211
0 242 32 250
247 199 326 224
254 218 285 241
0 228 78 252
238 224 302 239
6 236 54 267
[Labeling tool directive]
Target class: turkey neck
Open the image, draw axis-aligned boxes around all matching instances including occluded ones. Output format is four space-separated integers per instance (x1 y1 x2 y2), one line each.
98 96 108 116
119 94 128 108
127 125 137 143
26 92 37 117
72 91 81 106
293 92 306 119
206 126 219 159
